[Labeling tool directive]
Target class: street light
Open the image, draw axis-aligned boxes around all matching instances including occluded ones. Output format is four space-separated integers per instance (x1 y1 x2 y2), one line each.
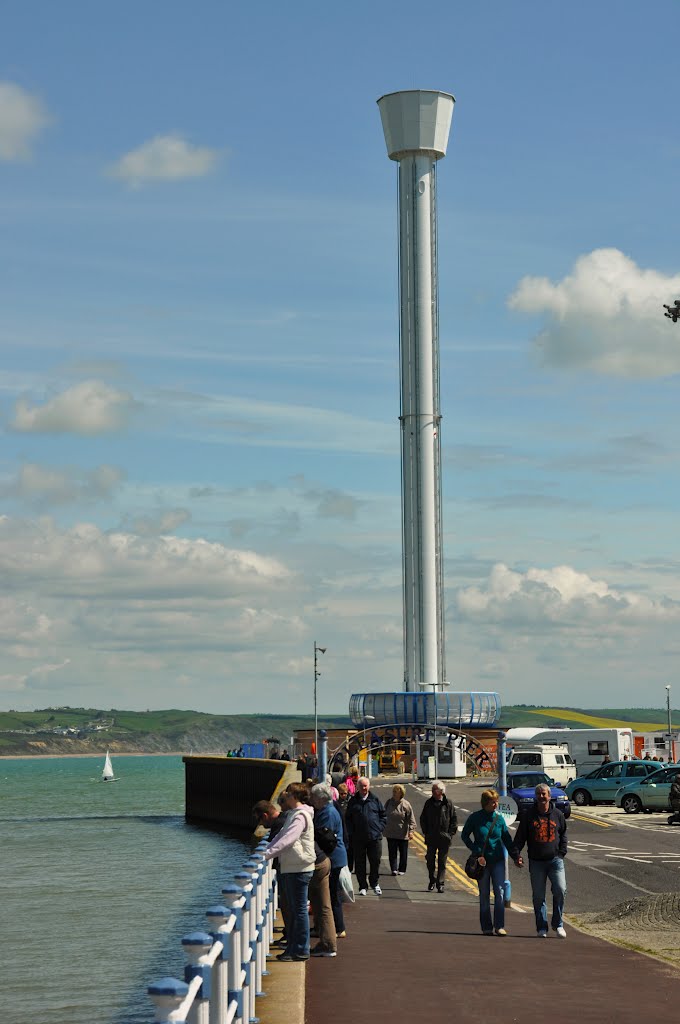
313 641 326 774
666 684 673 762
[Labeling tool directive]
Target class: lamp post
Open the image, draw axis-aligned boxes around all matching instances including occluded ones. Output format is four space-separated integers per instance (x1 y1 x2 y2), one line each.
313 642 326 775
666 685 673 762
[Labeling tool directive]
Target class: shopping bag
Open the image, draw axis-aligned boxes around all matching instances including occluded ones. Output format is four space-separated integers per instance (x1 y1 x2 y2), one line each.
338 864 355 903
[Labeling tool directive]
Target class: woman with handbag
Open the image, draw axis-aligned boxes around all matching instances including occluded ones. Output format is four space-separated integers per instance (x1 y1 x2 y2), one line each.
461 788 520 936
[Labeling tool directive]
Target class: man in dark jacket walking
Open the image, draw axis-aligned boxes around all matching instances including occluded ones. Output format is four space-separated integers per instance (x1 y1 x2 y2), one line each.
346 776 387 895
419 781 458 893
513 782 568 938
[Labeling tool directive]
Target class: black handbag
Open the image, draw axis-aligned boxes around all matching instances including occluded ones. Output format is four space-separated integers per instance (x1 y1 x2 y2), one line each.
464 813 499 880
464 852 485 880
314 825 338 856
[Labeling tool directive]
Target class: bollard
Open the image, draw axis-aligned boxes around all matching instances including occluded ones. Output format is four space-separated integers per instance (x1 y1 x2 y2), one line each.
148 977 189 1024
206 906 235 1024
181 931 213 1024
497 730 512 907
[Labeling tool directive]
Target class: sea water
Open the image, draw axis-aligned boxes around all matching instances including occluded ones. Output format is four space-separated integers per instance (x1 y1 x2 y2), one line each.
0 756 251 1024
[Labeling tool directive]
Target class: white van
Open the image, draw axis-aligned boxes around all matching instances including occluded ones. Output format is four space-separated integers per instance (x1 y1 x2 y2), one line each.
505 727 633 776
506 744 576 786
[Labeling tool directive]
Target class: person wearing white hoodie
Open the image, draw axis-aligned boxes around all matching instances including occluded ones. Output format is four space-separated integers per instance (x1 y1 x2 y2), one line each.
263 783 316 961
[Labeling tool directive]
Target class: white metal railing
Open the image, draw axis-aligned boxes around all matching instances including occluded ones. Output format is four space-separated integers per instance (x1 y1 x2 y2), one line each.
147 840 278 1024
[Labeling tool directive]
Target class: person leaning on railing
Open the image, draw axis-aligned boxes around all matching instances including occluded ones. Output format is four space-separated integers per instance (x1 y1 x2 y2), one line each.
262 783 316 961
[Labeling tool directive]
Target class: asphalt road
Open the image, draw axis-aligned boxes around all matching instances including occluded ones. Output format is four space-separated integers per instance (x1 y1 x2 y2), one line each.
369 775 680 915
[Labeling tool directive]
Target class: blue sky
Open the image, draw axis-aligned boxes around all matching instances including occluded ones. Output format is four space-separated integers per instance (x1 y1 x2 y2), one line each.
2 1 680 715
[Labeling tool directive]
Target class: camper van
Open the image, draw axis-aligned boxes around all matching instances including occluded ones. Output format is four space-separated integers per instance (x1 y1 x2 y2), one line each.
506 744 575 786
505 727 634 776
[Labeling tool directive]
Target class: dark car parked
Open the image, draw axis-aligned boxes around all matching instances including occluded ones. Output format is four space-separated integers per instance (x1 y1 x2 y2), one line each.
497 771 571 819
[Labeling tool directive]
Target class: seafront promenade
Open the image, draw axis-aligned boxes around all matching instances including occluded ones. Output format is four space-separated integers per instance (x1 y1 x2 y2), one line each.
258 798 680 1024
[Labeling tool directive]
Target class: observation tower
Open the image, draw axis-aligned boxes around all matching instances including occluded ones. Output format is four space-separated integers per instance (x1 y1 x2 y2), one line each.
377 89 454 694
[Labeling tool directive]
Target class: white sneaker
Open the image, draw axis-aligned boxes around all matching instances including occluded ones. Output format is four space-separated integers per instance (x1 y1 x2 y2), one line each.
555 926 567 938
373 884 382 895
358 888 367 896
538 930 548 938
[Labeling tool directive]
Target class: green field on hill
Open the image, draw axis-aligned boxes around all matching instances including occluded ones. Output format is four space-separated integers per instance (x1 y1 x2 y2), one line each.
497 705 673 731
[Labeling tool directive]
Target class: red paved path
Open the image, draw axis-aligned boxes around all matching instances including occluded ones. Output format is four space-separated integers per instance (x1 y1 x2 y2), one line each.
305 880 680 1024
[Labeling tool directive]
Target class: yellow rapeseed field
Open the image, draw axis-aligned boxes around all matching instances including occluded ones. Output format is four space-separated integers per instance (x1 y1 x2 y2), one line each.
527 708 667 732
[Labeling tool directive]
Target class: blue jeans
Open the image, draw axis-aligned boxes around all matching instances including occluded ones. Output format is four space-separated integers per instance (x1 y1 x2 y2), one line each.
477 858 505 932
529 856 566 932
281 870 314 957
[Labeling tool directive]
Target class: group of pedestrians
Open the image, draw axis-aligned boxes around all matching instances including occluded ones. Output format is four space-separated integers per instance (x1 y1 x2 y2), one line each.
256 770 568 958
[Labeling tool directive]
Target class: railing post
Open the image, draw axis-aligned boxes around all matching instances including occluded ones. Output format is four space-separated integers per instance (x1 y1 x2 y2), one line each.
221 889 247 1024
148 977 189 1024
235 869 259 1021
255 842 276 945
227 878 257 1024
181 931 213 1024
205 905 234 1024
257 844 275 950
244 855 269 986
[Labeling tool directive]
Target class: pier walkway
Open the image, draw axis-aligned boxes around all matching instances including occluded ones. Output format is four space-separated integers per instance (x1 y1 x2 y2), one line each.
263 828 680 1024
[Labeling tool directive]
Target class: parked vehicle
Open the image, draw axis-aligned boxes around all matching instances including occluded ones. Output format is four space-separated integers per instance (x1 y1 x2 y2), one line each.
497 771 571 818
614 764 680 814
505 727 634 775
565 760 662 806
506 745 575 787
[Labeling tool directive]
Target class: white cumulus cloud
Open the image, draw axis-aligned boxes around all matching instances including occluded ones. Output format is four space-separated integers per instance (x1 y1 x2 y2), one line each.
11 380 137 435
108 134 219 185
509 248 680 377
456 562 680 627
0 81 50 160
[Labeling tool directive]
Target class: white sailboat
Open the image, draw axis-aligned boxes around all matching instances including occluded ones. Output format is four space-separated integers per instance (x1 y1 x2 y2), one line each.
102 750 116 782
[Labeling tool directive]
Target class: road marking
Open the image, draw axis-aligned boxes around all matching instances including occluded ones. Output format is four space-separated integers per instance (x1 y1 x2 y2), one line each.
410 831 478 893
580 863 656 895
570 811 611 828
410 830 525 904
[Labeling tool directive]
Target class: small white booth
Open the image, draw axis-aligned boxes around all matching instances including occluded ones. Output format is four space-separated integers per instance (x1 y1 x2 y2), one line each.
415 736 466 779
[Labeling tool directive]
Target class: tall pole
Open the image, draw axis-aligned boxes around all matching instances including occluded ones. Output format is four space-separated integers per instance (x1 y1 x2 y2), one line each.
313 642 326 776
666 685 673 762
378 89 454 693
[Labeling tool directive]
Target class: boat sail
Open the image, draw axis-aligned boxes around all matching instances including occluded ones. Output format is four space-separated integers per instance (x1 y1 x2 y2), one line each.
102 750 115 782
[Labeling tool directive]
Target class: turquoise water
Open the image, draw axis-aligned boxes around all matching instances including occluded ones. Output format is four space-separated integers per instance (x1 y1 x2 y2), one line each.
0 756 251 1024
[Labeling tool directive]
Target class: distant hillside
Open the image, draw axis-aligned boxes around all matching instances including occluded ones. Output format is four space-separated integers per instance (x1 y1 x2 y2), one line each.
0 704 673 756
0 707 352 757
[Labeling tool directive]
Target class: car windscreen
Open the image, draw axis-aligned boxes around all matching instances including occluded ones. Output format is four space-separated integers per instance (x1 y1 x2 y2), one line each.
509 774 550 789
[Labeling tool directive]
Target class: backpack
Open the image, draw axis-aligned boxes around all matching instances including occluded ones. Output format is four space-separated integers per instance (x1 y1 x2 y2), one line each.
315 825 338 856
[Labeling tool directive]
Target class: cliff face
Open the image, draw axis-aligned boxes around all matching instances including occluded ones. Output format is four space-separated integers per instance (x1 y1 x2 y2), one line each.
0 728 249 757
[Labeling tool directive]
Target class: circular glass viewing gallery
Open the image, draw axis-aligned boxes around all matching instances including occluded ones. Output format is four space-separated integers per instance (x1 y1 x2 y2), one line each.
349 691 501 730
